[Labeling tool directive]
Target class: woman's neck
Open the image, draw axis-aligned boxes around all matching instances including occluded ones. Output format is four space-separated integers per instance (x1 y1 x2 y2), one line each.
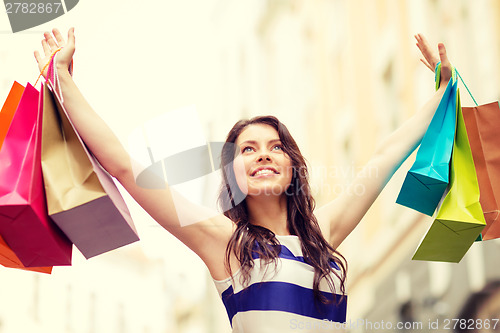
245 195 290 236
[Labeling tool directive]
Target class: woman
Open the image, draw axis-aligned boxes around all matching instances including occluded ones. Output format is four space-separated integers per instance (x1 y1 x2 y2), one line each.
34 29 452 332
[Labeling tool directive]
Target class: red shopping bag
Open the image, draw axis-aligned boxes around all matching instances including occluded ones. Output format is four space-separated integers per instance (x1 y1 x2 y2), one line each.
0 83 72 267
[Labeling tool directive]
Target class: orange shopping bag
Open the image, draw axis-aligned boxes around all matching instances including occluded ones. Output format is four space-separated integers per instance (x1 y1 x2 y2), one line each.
0 82 24 149
463 101 500 240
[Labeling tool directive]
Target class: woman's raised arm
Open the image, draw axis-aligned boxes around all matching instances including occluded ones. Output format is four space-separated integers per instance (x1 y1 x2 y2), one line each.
35 28 129 178
34 28 234 279
315 34 452 249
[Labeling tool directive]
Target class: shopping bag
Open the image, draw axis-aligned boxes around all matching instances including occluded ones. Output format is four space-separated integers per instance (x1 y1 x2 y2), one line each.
396 66 458 216
0 234 52 274
0 82 24 150
463 102 500 240
0 83 53 274
412 92 486 263
0 83 73 267
41 77 139 259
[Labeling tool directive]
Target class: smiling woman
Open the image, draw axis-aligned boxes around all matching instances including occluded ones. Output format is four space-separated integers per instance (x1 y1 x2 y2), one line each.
216 116 348 332
33 28 454 333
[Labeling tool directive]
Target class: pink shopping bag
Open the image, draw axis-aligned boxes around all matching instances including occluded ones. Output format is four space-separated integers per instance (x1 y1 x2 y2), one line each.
0 83 72 267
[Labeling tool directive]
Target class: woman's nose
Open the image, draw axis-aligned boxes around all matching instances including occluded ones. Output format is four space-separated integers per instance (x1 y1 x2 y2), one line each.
257 153 272 162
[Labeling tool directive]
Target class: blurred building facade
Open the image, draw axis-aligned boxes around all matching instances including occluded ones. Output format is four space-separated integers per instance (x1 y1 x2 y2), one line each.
0 246 173 333
206 0 500 332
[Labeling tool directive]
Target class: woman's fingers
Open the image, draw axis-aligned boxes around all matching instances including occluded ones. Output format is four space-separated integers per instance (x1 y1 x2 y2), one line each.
415 33 439 71
415 34 431 52
34 50 42 64
415 34 426 52
415 33 429 46
67 27 75 47
52 28 66 46
438 43 450 65
419 58 433 71
41 39 50 57
438 43 452 81
44 31 58 50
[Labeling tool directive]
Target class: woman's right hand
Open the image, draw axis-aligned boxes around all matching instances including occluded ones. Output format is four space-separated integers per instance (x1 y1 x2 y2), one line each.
34 28 75 78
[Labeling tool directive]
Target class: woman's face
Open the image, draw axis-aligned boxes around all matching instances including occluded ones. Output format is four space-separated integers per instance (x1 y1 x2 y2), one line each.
233 124 293 197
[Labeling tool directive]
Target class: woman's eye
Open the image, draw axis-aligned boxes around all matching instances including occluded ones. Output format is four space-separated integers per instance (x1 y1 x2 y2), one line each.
272 145 283 151
242 146 254 153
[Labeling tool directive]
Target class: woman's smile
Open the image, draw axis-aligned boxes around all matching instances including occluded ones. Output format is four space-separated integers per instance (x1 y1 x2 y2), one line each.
251 167 279 177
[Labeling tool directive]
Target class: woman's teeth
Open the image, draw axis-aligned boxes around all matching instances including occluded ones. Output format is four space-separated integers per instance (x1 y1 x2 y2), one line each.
254 169 275 176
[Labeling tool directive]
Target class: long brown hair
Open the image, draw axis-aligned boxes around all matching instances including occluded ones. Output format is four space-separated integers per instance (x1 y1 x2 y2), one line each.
217 115 347 303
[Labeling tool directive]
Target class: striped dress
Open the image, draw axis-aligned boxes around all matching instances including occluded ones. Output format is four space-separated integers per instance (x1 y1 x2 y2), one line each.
213 234 347 332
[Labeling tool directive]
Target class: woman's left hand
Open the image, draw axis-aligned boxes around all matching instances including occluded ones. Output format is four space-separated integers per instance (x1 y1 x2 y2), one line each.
415 33 452 87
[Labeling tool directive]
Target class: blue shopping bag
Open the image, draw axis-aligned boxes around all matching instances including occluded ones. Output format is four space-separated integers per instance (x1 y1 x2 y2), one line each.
396 65 458 216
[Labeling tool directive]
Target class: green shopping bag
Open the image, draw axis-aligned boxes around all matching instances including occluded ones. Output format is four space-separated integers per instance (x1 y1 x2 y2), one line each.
413 91 486 263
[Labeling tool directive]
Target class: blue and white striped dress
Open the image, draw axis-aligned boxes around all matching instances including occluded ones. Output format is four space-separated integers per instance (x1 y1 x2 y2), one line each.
213 235 347 332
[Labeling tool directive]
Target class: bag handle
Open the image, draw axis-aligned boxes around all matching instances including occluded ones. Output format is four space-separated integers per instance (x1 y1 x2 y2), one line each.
34 48 74 104
434 61 457 89
34 47 62 87
457 71 478 107
45 49 74 104
435 61 478 107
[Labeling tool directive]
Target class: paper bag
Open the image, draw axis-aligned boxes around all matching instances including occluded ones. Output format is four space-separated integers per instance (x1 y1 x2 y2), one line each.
0 83 73 267
396 72 457 216
0 82 24 150
462 102 500 240
0 235 52 274
413 93 486 262
41 82 139 259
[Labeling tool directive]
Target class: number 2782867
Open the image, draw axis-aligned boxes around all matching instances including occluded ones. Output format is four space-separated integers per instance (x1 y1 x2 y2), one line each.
6 2 63 14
